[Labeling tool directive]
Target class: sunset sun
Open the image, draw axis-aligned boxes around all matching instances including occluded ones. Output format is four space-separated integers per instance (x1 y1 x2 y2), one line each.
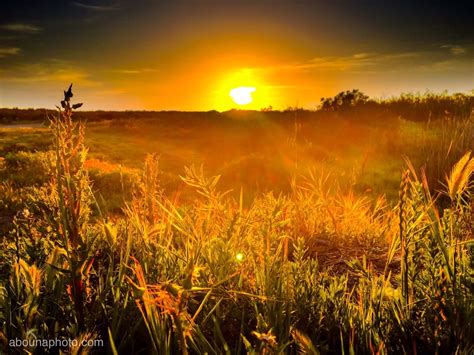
229 86 256 105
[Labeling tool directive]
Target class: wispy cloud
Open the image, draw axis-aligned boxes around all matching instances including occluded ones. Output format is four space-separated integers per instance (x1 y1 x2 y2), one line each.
0 59 100 87
250 45 474 78
73 0 121 11
0 47 20 58
308 52 420 70
416 58 473 73
253 52 421 74
113 68 158 74
1 23 42 33
441 44 467 56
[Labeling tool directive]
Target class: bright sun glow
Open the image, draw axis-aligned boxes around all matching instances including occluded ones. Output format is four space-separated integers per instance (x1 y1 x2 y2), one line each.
214 69 270 110
229 86 256 105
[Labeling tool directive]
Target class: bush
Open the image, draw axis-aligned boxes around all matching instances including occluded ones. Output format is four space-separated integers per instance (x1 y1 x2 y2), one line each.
319 89 370 111
3 151 55 186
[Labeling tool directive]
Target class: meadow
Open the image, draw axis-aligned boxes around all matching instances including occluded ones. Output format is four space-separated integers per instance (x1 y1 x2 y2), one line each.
0 89 473 354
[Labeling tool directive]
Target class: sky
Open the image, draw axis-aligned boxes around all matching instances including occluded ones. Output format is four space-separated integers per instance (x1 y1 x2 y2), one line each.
0 0 473 111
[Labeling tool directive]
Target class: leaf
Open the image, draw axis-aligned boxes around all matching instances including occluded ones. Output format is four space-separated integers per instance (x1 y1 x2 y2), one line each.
72 103 83 109
64 83 73 101
108 327 119 355
292 329 320 354
103 222 117 246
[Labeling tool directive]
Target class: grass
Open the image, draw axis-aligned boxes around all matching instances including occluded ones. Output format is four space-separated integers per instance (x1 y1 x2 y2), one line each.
0 88 473 354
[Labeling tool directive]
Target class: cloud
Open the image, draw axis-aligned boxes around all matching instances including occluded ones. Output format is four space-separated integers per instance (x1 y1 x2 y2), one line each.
416 58 473 73
253 51 421 74
251 45 474 77
441 45 467 56
0 59 100 87
1 23 42 33
351 52 376 59
0 47 20 58
73 0 121 11
113 68 158 74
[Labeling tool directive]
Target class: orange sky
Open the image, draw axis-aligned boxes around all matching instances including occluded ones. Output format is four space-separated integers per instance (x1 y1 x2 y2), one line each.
1 1 473 110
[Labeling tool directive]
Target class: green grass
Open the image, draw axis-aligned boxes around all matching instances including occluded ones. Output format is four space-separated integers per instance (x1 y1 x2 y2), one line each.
0 113 439 202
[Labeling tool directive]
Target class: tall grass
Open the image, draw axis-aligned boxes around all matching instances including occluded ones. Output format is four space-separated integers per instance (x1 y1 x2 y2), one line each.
0 87 473 354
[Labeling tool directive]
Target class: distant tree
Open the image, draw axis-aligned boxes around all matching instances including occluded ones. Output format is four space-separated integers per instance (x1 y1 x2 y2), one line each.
319 89 369 111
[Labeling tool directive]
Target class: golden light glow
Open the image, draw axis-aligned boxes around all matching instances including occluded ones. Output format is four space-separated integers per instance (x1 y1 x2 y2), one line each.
208 68 279 111
212 69 271 110
229 86 256 105
236 252 244 262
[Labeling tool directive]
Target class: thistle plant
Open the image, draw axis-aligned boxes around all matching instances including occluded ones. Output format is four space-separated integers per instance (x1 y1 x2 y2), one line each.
50 84 93 331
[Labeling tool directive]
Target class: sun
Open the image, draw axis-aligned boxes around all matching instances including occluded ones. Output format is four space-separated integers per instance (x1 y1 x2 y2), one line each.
229 86 256 105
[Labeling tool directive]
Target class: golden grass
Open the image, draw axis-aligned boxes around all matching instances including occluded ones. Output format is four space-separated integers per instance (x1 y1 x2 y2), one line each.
0 87 473 354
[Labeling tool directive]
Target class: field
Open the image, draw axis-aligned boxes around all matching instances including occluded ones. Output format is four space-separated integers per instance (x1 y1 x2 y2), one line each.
0 91 473 354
